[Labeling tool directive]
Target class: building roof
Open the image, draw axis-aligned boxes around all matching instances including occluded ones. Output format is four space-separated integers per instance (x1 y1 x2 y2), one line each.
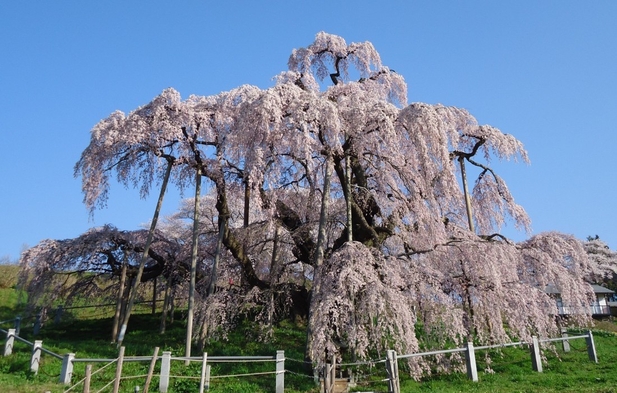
590 284 615 294
545 283 614 295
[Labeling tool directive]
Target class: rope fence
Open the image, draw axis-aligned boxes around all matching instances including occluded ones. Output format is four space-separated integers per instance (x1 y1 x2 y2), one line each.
0 320 603 393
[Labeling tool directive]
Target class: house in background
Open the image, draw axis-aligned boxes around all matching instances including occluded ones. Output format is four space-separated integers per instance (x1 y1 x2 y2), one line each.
546 284 615 317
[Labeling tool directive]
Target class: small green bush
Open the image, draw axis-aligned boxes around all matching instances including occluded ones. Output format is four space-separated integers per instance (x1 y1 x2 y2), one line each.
0 264 19 289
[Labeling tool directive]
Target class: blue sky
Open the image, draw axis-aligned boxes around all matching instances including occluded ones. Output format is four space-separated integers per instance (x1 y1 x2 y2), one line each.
1 1 616 261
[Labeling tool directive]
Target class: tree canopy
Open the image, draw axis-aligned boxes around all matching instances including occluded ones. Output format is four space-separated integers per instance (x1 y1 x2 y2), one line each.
19 32 596 376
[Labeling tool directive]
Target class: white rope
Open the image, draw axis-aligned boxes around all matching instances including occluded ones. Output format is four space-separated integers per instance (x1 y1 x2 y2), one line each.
63 360 117 392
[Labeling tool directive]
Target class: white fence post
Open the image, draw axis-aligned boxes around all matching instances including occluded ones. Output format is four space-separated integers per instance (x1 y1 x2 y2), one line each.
4 328 15 356
530 336 543 372
386 350 400 393
59 353 75 384
159 351 172 393
465 342 478 382
30 340 42 374
586 330 598 363
276 350 285 393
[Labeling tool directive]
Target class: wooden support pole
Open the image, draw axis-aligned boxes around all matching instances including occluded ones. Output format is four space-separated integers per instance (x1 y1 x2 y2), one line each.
143 347 159 393
199 352 208 393
112 263 128 343
83 364 92 393
151 277 157 315
331 355 336 391
113 346 125 393
386 350 400 393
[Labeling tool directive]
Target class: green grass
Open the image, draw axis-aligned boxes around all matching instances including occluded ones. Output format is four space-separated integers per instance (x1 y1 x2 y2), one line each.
394 331 617 393
2 264 617 392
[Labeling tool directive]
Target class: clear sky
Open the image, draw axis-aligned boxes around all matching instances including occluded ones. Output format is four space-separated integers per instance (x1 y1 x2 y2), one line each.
1 1 616 262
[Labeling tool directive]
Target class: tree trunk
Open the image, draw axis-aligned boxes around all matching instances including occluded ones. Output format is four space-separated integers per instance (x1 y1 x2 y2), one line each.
305 156 332 368
117 158 173 346
207 216 226 296
269 224 280 282
186 169 202 363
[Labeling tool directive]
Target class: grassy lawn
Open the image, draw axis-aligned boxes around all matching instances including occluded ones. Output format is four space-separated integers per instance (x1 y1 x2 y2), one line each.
2 264 617 392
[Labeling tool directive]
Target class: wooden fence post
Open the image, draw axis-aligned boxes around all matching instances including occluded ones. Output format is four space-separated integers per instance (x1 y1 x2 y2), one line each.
113 346 125 393
199 352 208 393
465 342 478 382
143 346 159 393
84 364 92 393
276 350 285 393
55 305 63 324
323 358 335 393
586 330 598 363
4 328 15 356
331 355 336 392
30 340 42 374
59 353 75 384
33 314 42 336
561 328 570 352
159 351 172 393
530 336 543 372
14 316 21 335
386 350 400 393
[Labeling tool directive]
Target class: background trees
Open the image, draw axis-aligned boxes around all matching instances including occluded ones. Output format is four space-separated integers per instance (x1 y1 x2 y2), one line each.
585 235 617 290
19 32 597 377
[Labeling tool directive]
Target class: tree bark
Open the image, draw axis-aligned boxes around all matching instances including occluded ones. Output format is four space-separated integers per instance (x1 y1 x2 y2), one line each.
305 156 332 368
207 215 226 296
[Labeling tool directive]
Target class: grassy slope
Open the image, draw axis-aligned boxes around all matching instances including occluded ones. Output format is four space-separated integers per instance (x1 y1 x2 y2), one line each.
2 264 617 392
